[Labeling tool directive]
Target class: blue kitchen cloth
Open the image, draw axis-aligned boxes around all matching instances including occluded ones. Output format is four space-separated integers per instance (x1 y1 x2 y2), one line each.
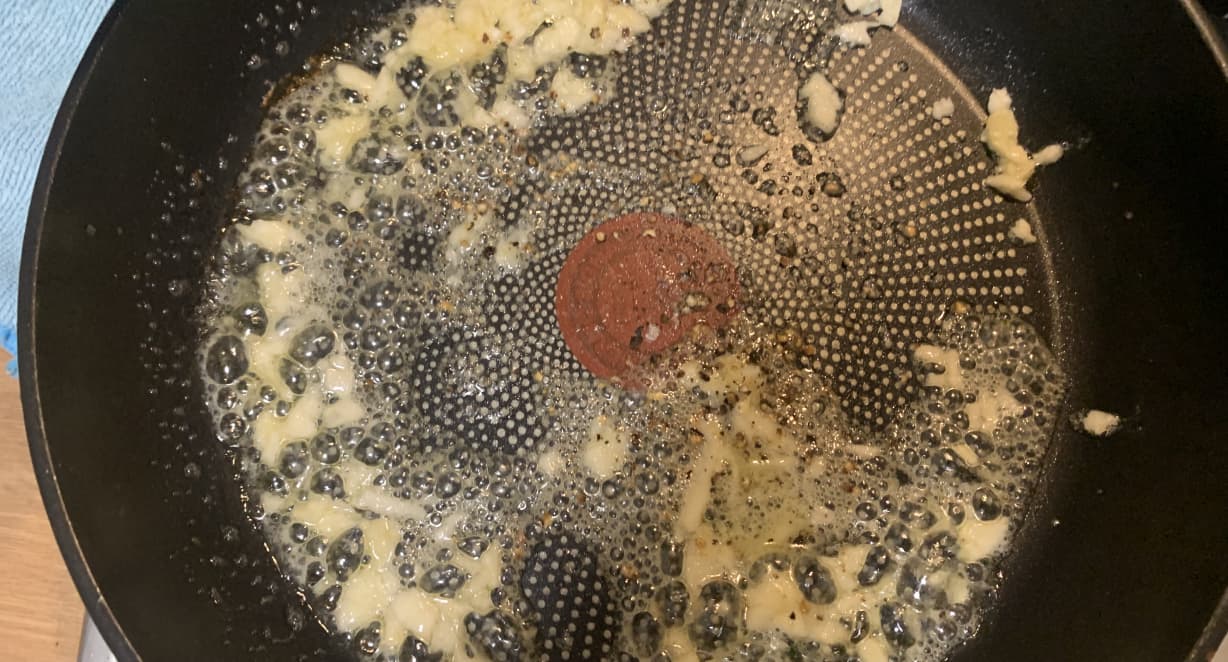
0 1 114 375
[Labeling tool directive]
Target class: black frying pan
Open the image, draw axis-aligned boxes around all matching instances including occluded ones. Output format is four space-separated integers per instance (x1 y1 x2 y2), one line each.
20 0 1228 660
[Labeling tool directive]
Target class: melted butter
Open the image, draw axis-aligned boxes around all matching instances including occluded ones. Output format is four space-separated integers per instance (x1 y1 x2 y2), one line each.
745 567 841 643
1010 217 1038 244
352 488 429 521
856 635 893 662
245 326 292 395
251 389 323 460
537 448 565 476
956 517 1011 562
666 356 903 650
913 343 964 390
930 97 955 120
963 376 1024 434
681 534 739 590
199 0 1072 655
835 0 901 45
661 626 701 662
237 219 304 253
384 589 473 655
676 413 730 536
550 68 601 114
255 263 310 324
800 71 843 135
833 21 878 46
384 0 664 121
293 495 363 539
380 549 501 656
582 414 630 480
1080 409 1121 436
316 113 370 169
982 88 1063 202
916 337 1027 437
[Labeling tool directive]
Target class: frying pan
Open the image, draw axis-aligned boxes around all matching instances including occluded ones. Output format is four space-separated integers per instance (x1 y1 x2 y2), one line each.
20 0 1228 660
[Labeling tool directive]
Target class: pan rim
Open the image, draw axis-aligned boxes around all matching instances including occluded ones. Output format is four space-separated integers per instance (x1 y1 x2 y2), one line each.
18 0 140 660
1180 0 1228 80
1155 3 1228 658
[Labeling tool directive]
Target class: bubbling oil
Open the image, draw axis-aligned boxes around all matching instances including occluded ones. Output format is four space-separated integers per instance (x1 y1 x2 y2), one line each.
197 0 1067 660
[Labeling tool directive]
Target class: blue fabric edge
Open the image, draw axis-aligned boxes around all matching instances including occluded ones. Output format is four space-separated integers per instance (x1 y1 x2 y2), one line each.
3 324 16 377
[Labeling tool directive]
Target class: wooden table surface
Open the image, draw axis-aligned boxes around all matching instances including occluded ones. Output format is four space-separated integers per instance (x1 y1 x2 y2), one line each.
0 373 83 662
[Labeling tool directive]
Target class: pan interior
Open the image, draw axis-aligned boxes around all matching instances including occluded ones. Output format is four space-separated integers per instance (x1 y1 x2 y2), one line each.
196 0 1069 660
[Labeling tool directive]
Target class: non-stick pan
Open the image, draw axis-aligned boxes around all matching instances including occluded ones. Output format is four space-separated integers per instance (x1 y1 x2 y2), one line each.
20 0 1228 660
